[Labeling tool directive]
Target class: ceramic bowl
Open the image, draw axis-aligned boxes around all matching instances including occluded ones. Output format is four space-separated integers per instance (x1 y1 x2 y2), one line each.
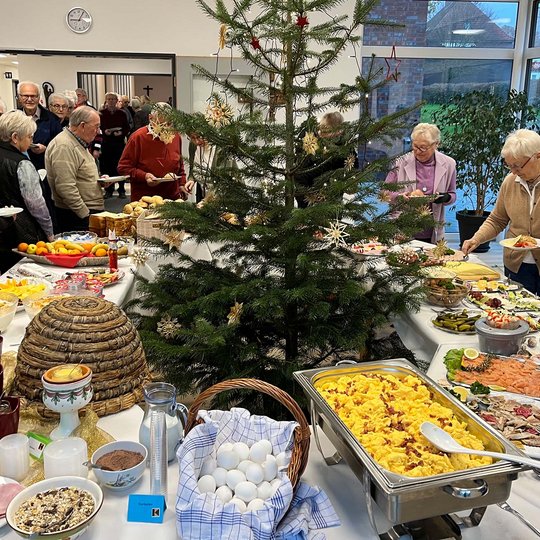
6 476 103 539
91 440 147 490
0 292 19 332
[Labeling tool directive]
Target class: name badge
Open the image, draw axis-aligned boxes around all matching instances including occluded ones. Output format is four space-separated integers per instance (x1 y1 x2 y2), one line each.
127 494 166 524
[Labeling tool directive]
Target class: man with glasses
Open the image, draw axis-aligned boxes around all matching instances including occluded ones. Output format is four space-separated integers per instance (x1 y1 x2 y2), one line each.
17 81 62 171
463 129 540 294
45 106 104 232
48 93 70 127
383 123 456 243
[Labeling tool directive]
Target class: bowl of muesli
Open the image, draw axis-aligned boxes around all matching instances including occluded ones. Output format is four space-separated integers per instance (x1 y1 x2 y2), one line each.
5 476 103 539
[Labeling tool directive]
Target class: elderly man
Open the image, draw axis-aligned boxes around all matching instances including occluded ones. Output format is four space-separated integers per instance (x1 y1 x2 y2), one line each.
75 88 94 109
45 106 104 232
100 92 130 199
48 93 70 127
17 81 62 171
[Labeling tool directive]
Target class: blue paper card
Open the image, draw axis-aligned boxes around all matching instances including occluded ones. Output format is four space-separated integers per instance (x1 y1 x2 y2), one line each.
127 494 166 524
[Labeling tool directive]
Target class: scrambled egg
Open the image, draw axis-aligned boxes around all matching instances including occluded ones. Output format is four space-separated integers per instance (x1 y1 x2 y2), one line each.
315 373 492 477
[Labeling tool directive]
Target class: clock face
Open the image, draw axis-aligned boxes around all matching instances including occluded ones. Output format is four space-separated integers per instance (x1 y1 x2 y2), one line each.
66 7 92 33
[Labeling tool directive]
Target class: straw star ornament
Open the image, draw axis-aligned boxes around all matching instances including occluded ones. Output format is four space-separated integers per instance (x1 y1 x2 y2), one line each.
227 301 244 325
322 220 350 247
157 315 182 339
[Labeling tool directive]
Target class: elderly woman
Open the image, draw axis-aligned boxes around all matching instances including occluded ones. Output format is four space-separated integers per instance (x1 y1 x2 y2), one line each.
462 129 540 294
48 92 70 127
384 123 456 243
0 110 54 271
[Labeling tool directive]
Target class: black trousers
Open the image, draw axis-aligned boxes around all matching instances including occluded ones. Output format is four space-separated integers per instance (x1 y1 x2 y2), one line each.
54 207 101 234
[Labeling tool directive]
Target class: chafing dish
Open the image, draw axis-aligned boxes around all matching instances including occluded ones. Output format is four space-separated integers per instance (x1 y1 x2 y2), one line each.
294 359 526 531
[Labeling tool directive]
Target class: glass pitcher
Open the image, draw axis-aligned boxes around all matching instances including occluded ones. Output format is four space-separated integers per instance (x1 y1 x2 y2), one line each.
139 382 188 462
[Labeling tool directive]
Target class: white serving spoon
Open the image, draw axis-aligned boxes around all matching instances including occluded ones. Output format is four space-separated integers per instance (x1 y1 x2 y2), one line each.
420 422 540 468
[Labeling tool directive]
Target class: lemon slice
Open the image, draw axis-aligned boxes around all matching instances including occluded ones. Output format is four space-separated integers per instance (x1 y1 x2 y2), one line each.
453 386 469 402
463 347 479 360
489 384 506 391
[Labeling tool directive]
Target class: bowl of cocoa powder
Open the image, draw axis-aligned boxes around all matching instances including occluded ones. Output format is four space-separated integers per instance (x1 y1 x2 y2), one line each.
90 441 147 490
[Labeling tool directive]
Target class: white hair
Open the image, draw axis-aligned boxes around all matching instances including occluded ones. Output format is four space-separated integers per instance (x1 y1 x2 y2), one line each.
0 110 37 142
411 123 441 145
17 81 40 96
48 92 69 107
0 98 7 114
501 129 540 160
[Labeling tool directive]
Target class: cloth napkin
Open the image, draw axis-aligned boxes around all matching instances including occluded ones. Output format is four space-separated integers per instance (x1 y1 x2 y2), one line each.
175 408 339 540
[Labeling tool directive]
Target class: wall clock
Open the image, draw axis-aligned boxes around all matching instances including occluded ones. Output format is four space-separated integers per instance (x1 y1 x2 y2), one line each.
66 7 93 34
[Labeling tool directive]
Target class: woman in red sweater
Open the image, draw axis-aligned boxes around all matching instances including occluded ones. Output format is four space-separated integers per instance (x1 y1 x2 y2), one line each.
117 103 193 202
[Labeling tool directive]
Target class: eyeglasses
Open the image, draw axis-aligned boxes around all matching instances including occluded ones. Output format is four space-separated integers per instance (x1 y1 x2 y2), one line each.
504 155 534 171
19 94 39 100
50 104 68 110
412 142 436 153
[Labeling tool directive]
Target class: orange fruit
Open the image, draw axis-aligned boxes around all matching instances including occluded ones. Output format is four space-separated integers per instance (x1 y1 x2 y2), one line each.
36 241 46 248
81 242 95 252
36 247 48 255
95 248 108 257
18 242 28 252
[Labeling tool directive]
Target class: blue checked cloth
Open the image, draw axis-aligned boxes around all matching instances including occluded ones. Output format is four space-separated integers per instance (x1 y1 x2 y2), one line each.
175 407 340 540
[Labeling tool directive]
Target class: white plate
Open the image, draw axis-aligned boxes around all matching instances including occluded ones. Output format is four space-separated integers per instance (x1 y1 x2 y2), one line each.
0 476 20 528
499 237 540 250
98 175 129 182
0 207 23 218
152 176 177 183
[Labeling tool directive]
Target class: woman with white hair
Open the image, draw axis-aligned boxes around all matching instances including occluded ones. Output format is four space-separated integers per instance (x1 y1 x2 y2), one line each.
0 110 54 271
462 129 540 294
118 102 193 202
383 122 457 243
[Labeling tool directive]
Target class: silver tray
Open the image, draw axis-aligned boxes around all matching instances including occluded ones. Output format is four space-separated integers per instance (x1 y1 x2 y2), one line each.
293 359 524 526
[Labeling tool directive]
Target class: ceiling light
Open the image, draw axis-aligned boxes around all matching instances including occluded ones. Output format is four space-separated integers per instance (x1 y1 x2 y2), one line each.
452 29 485 35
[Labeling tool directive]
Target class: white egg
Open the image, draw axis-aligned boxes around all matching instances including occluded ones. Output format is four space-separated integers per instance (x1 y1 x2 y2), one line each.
257 481 273 500
234 481 258 503
245 462 264 484
197 474 216 494
230 497 247 512
217 449 240 470
211 467 228 487
270 478 281 495
199 456 216 477
247 498 266 511
216 442 235 455
226 469 246 490
237 459 253 473
232 442 250 461
259 439 273 454
275 451 290 469
262 454 278 482
249 440 270 463
215 485 233 503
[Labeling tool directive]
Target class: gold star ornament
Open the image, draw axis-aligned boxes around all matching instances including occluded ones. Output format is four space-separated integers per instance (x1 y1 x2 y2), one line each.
322 220 350 247
302 132 319 155
227 301 244 325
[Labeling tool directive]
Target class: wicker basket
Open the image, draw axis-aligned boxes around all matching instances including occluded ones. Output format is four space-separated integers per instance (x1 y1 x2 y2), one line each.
136 209 184 245
15 296 150 417
184 378 311 488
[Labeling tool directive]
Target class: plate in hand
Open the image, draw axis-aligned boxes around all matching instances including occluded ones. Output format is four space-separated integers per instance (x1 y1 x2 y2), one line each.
0 207 23 218
500 237 540 251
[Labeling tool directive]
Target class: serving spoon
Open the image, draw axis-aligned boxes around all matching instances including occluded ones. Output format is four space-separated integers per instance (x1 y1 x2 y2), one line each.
420 422 540 468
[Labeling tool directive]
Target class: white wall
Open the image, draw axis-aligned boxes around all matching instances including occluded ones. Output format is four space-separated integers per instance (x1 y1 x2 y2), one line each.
0 65 18 108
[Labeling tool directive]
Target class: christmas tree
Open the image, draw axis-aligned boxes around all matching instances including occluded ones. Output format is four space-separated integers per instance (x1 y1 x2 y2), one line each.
131 0 433 416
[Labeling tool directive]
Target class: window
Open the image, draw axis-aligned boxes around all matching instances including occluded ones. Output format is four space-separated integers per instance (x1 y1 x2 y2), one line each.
526 58 540 105
532 1 540 47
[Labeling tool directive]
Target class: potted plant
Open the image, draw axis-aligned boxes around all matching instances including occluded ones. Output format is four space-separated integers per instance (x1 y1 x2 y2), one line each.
433 89 540 252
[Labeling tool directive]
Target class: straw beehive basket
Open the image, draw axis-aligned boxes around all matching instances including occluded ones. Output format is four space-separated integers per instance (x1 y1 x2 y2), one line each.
15 296 150 417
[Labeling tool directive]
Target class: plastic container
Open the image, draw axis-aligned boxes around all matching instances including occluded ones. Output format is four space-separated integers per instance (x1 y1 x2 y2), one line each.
0 292 19 332
475 317 529 356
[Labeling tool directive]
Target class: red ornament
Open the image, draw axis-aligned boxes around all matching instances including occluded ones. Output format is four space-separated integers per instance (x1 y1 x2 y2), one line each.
296 14 309 27
385 45 401 82
250 36 261 50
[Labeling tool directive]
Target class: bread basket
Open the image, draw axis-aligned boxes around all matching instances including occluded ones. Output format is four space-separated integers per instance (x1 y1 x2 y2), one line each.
184 378 311 488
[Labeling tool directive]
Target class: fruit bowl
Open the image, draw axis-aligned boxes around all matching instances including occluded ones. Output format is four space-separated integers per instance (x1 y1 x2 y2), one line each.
425 281 469 308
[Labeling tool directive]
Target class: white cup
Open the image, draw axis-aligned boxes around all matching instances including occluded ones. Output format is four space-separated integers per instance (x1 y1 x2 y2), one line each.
0 433 29 481
43 437 88 479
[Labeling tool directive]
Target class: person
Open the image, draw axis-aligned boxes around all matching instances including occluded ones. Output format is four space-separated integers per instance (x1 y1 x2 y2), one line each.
75 88 95 109
295 111 358 208
0 98 7 116
17 81 62 171
44 106 104 233
48 93 70 127
133 96 151 131
0 111 54 271
99 92 130 199
117 102 192 202
383 123 456 243
118 95 134 133
462 129 540 294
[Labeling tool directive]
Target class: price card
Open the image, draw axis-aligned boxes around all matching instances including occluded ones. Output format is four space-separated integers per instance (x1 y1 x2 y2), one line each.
127 494 166 524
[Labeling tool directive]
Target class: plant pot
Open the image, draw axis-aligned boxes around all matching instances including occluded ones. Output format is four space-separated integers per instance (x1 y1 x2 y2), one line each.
456 210 491 253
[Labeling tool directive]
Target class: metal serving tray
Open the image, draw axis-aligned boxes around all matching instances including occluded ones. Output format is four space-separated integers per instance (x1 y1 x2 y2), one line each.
293 359 525 527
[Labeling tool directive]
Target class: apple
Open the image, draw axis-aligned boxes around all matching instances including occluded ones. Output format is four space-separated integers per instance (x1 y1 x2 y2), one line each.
26 244 37 255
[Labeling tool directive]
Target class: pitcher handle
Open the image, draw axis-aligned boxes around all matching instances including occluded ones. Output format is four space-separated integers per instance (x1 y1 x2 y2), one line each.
174 402 189 431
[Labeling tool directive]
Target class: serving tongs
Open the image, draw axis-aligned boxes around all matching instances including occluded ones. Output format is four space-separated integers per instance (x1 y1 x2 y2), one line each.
497 501 540 537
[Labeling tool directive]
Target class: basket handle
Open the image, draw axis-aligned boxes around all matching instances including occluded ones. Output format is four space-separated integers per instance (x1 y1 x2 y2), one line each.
184 377 311 487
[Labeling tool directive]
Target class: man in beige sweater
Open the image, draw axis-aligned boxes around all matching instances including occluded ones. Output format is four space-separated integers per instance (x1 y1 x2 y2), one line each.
45 106 104 232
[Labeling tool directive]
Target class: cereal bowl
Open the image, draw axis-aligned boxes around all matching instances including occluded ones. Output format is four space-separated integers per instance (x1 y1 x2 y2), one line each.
91 440 147 490
0 292 19 332
6 476 103 539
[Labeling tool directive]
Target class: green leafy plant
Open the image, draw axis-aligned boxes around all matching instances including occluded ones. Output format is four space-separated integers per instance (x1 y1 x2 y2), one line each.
433 89 540 215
